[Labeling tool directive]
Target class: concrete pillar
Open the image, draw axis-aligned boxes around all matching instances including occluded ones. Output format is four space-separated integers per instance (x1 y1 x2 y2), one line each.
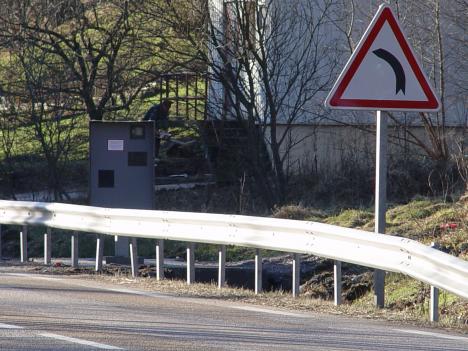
255 249 262 294
129 238 138 278
334 260 342 305
156 240 165 280
187 243 195 285
95 235 104 271
292 253 301 297
218 245 226 289
20 226 28 263
44 228 52 265
71 232 79 268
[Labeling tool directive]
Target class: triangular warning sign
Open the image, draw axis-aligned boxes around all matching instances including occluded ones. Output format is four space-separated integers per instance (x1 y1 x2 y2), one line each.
325 5 440 111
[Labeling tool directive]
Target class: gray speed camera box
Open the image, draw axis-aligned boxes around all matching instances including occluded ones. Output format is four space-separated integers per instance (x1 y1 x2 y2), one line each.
89 121 155 256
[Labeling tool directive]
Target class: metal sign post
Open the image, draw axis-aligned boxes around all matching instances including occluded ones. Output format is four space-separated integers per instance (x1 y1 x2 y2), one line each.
374 110 387 307
324 5 440 309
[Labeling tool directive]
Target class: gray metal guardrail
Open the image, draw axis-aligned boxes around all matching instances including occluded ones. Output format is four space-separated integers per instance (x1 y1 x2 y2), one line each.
0 200 467 300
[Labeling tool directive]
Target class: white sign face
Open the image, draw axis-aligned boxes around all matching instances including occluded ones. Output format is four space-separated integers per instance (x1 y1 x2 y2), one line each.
107 139 124 151
325 5 440 111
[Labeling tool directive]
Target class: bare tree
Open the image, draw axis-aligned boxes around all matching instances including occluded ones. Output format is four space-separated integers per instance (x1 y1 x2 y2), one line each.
20 45 84 199
0 96 22 199
0 0 162 121
453 141 468 197
0 33 85 199
145 0 338 208
0 0 173 198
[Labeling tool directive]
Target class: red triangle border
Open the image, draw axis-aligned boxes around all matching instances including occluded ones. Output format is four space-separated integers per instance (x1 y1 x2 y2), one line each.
327 6 439 111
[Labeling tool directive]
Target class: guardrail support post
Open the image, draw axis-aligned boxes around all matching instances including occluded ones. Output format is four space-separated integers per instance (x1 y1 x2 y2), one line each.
95 235 104 271
255 249 262 294
430 242 439 322
20 225 28 263
429 285 439 322
430 285 439 322
218 245 226 289
292 253 300 297
187 243 195 285
334 260 342 305
156 240 164 280
130 238 138 278
71 232 79 268
374 110 387 309
44 228 52 265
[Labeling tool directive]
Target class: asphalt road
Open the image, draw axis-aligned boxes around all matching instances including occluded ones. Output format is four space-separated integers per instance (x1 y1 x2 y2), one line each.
0 272 467 351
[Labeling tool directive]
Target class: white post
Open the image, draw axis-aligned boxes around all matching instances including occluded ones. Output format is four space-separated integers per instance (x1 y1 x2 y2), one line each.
218 245 226 288
255 249 262 294
129 238 138 278
374 110 386 308
292 253 300 297
20 226 28 263
95 235 104 271
44 228 52 265
187 243 195 284
71 232 79 268
156 240 165 280
334 260 342 305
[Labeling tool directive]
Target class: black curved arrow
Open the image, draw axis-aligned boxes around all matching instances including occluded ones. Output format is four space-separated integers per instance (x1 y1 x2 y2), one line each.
373 48 406 95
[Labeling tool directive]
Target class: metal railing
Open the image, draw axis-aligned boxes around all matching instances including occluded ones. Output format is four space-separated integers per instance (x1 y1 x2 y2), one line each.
141 72 208 121
1 199 467 321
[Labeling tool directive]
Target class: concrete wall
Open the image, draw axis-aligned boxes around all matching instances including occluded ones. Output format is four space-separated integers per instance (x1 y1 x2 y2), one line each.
273 124 467 174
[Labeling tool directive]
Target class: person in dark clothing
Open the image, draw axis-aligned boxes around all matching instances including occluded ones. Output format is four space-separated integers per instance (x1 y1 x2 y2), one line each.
143 99 172 158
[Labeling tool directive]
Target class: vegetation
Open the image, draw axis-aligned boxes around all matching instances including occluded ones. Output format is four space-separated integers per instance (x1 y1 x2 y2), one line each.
276 198 468 258
270 198 468 327
0 1 209 199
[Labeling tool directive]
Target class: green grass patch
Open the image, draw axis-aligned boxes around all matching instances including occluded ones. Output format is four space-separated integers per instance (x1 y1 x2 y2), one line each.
325 208 373 228
273 198 467 258
272 204 327 222
352 272 468 327
387 199 443 223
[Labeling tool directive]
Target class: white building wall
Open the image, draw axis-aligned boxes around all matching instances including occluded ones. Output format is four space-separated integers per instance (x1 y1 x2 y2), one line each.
207 0 226 120
273 124 467 175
